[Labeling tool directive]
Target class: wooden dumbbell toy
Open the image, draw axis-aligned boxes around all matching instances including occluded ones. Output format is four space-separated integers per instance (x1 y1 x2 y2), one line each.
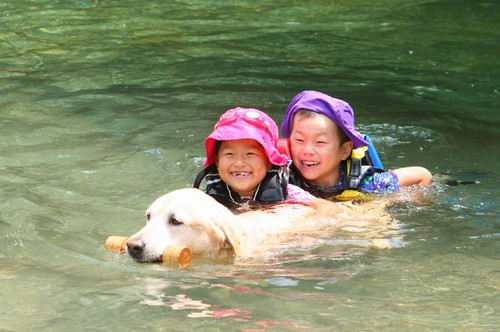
104 235 192 267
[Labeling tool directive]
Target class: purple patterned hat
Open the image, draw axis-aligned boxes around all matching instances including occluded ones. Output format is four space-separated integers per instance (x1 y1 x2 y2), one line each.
281 90 368 148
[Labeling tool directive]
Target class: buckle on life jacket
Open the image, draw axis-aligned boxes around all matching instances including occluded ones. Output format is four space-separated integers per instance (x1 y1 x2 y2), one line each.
346 135 385 189
347 158 362 188
347 146 367 188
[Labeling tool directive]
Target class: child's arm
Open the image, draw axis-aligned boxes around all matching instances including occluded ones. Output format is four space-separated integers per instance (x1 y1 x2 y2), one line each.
392 166 432 187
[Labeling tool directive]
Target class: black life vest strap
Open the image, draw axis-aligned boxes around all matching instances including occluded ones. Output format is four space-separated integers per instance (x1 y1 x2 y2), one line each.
193 164 217 189
254 166 288 204
346 159 376 189
193 164 288 206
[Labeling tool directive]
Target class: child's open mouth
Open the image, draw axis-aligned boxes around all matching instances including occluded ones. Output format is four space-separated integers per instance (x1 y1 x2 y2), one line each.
301 161 319 168
231 171 251 177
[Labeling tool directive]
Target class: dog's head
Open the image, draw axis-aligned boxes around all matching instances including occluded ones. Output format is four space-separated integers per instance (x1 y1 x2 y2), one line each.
127 188 238 263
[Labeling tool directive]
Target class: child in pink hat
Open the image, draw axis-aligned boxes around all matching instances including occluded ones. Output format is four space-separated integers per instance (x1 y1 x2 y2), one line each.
194 107 315 210
281 90 432 199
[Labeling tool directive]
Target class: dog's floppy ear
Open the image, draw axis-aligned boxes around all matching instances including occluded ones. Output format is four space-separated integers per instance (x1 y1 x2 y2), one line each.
211 216 246 256
190 188 248 256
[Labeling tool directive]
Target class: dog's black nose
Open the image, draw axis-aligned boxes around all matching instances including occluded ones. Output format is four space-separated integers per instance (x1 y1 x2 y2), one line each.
126 238 145 259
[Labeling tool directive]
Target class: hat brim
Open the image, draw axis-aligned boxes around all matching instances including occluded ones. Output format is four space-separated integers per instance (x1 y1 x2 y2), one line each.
204 123 289 167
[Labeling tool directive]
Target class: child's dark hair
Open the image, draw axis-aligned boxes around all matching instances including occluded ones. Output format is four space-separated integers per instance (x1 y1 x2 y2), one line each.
213 141 222 161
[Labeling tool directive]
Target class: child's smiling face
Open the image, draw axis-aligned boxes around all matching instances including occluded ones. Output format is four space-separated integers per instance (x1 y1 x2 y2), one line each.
290 113 352 187
216 139 271 198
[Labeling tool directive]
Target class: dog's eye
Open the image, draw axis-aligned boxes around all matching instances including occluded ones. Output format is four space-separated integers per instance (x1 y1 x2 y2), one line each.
146 212 151 221
169 216 183 226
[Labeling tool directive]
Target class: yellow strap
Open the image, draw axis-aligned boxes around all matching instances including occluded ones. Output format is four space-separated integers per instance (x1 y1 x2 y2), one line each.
351 146 367 160
334 189 366 201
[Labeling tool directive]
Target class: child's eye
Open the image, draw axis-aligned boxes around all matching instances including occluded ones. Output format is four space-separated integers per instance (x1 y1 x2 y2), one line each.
294 138 304 143
317 141 327 145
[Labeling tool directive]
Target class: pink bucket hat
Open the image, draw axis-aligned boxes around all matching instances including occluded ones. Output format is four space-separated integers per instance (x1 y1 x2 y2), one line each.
204 107 289 167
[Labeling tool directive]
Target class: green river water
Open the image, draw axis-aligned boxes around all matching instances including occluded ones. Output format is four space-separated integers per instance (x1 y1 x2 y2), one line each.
1 1 498 331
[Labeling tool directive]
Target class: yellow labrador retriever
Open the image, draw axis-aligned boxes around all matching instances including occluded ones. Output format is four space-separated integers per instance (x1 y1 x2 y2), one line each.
126 188 398 263
127 188 395 262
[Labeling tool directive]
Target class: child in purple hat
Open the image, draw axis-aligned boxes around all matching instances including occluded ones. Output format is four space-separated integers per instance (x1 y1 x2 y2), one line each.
281 90 432 199
194 107 316 210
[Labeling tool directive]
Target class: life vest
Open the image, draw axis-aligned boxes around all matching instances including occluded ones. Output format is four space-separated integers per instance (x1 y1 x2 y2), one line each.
277 135 384 200
193 164 289 209
345 134 384 189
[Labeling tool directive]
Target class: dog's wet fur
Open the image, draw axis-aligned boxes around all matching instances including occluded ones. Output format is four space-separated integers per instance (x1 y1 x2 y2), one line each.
127 188 396 263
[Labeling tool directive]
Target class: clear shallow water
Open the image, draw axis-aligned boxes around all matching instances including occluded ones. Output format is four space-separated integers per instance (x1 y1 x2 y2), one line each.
1 1 498 331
